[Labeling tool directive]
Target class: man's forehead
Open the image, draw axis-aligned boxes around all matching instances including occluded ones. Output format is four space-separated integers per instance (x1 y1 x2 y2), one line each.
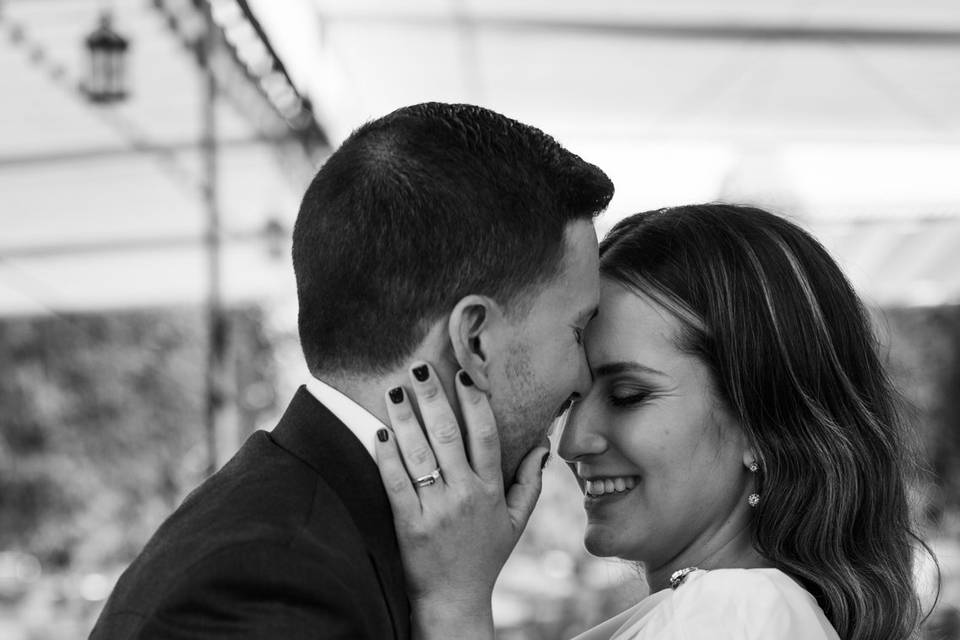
523 220 599 314
556 220 599 277
562 220 599 258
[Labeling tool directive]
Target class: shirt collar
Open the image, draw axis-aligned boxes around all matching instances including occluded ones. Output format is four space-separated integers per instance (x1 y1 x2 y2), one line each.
303 377 385 460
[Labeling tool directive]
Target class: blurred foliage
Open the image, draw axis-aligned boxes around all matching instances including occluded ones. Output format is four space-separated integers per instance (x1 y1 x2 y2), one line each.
0 307 276 572
882 306 960 520
881 305 960 640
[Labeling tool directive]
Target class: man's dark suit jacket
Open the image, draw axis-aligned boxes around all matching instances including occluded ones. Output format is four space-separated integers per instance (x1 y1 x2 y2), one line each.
90 386 410 639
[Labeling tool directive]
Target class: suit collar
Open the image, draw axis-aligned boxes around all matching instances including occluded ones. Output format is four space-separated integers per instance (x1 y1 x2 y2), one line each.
303 377 385 459
271 387 409 638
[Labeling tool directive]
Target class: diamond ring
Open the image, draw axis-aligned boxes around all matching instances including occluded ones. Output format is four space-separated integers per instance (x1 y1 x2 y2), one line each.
414 468 442 488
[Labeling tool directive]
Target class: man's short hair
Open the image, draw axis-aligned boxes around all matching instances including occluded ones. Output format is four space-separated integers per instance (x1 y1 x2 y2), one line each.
292 102 613 375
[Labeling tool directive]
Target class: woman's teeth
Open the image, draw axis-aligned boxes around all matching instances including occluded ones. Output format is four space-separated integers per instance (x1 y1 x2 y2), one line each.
584 476 638 497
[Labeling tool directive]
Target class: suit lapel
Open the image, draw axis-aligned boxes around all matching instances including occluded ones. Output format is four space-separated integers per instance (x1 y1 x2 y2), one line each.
271 387 410 639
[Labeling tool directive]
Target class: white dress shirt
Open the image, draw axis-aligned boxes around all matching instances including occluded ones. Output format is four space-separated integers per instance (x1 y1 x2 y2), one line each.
304 377 386 460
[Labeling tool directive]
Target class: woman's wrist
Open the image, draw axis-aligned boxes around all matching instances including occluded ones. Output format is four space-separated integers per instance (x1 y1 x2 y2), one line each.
411 596 495 640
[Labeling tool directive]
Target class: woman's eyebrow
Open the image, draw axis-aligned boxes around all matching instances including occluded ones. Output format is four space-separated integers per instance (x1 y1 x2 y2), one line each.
592 361 668 378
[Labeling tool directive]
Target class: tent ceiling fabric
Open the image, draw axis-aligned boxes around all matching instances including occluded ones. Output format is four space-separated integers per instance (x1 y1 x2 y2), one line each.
290 0 960 307
305 0 960 142
0 0 310 316
2 0 959 314
1 0 258 157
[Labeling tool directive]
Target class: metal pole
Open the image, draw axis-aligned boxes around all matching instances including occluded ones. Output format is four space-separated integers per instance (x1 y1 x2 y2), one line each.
201 5 225 477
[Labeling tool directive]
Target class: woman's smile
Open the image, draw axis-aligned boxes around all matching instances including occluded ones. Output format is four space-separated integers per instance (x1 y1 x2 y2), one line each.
581 473 641 512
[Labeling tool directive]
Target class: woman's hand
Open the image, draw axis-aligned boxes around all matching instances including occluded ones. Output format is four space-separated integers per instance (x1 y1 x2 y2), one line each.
374 362 549 640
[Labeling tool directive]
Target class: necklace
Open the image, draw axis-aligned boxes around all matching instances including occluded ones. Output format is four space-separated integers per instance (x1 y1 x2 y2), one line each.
669 566 699 589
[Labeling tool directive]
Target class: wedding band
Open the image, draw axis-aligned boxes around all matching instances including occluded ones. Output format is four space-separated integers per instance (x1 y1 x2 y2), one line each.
414 468 441 488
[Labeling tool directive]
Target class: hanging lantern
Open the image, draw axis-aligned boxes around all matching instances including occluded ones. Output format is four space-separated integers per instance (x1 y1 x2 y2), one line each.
82 11 129 104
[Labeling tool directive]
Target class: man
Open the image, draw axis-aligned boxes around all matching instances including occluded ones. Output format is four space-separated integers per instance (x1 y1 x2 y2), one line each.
90 103 613 638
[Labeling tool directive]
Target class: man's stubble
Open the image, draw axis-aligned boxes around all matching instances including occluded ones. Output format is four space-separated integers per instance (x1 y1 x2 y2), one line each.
492 340 556 485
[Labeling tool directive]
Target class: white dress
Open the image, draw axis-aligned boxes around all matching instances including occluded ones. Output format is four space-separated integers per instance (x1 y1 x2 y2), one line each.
571 568 840 640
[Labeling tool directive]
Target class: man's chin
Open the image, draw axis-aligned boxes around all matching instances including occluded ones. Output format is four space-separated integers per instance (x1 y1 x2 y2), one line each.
501 437 551 485
500 451 528 486
501 455 523 486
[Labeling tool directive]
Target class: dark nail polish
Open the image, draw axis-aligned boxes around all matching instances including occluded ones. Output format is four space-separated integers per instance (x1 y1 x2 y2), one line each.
541 452 550 470
412 365 429 382
459 370 474 387
388 387 404 404
377 429 389 443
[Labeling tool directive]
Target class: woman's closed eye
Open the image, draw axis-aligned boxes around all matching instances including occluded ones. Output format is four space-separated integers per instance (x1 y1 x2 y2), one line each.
608 387 652 408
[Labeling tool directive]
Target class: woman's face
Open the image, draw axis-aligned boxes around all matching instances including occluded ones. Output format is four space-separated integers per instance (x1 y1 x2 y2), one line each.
558 278 754 568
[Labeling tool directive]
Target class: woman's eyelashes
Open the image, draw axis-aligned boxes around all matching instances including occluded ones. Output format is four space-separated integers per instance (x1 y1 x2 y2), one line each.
607 385 653 408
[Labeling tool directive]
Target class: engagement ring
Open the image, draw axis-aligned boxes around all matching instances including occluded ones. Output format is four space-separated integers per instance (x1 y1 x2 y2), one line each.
414 468 441 488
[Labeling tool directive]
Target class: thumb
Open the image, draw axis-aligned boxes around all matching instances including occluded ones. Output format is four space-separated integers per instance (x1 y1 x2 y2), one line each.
505 446 549 534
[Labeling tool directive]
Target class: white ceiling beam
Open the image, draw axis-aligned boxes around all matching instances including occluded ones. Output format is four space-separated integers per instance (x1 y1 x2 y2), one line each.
312 13 960 46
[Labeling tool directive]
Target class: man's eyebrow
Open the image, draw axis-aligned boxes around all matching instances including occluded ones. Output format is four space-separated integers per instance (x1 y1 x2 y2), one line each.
592 361 668 378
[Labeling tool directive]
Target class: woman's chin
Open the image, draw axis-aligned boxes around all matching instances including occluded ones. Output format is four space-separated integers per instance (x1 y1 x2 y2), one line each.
583 524 627 558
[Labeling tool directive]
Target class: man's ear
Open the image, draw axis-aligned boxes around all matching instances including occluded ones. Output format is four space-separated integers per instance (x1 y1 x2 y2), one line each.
448 294 504 392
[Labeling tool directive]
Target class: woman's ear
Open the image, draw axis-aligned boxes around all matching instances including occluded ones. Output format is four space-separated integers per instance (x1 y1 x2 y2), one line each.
448 295 502 391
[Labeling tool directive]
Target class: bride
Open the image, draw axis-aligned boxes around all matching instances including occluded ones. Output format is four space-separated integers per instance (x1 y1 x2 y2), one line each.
373 204 928 639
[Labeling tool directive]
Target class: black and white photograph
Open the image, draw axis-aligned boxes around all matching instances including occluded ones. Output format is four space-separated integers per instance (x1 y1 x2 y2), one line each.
0 0 958 638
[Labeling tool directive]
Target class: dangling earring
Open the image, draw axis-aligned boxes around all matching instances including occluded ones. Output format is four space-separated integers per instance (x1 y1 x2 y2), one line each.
747 462 760 507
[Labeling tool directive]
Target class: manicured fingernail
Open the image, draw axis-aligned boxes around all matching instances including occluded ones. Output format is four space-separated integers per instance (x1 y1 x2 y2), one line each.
377 428 389 442
541 452 550 470
412 365 429 382
459 370 474 387
388 387 404 404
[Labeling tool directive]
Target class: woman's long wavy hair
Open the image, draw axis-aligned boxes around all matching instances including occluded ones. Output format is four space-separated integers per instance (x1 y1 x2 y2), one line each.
599 203 929 640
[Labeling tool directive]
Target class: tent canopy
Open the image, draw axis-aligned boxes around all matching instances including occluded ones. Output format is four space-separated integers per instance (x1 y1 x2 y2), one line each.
2 0 959 313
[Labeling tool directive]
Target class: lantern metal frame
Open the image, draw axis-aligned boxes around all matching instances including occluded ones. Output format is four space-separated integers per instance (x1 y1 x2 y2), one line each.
82 11 130 104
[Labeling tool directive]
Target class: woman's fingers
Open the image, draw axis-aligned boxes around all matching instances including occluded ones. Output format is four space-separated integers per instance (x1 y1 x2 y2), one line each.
376 364 537 627
385 385 442 486
454 370 502 486
505 446 549 533
383 363 500 490
408 362 472 485
374 427 421 520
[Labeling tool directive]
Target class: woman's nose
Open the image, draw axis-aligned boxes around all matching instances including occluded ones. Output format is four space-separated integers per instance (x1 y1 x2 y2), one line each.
557 401 608 462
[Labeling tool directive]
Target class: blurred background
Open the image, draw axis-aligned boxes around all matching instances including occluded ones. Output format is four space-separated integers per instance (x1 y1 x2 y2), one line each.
1 0 958 637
